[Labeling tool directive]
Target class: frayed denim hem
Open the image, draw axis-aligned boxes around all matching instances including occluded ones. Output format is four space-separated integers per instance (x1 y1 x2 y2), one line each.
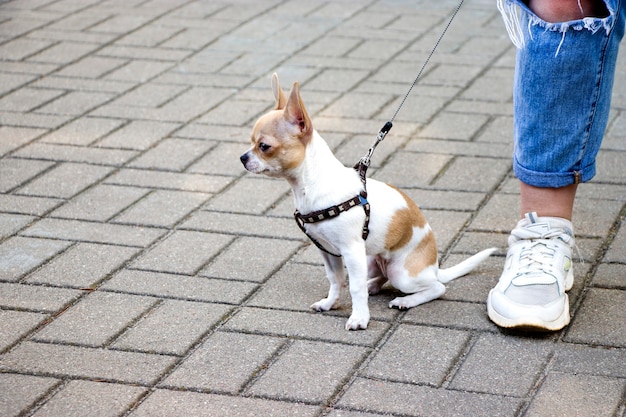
498 0 618 56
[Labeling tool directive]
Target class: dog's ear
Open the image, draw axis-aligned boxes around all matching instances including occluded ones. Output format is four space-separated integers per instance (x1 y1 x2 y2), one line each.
284 81 312 143
271 73 287 110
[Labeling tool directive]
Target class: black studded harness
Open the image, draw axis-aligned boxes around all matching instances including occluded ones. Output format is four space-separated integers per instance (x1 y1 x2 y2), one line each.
293 161 370 258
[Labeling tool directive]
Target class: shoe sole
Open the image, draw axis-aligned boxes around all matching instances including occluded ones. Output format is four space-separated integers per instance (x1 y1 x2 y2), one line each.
487 292 570 331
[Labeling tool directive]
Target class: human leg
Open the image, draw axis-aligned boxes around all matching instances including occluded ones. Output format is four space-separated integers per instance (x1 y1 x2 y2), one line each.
490 0 625 330
520 183 577 220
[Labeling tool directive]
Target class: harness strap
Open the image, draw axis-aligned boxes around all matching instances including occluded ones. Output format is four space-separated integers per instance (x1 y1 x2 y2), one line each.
294 164 370 257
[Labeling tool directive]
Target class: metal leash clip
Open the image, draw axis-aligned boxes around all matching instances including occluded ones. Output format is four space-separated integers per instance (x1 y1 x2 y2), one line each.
359 121 393 168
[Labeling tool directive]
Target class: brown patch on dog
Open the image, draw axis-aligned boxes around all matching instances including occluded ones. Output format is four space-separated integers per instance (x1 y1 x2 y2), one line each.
404 230 438 276
384 186 429 251
250 110 307 173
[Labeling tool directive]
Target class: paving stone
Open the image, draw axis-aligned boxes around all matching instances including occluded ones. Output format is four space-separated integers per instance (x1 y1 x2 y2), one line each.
326 410 383 417
96 44 191 63
101 269 257 305
553 344 626 378
113 189 208 227
333 133 403 169
371 151 450 188
92 86 232 123
0 87 66 112
595 149 626 183
30 75 133 95
0 194 62 216
249 340 368 403
187 141 246 177
0 282 84 313
399 188 486 211
27 41 100 65
337 377 520 417
196 99 265 126
128 138 213 172
22 218 166 247
0 213 34 239
34 291 157 346
564 288 626 348
422 209 472 251
112 83 188 109
449 333 552 397
0 111 69 130
0 373 59 417
223 306 389 346
131 230 234 275
431 156 511 192
525 372 624 417
404 136 514 158
13 142 138 166
200 236 301 282
31 380 147 417
55 55 128 79
96 120 181 150
104 60 174 83
363 324 469 386
180 211 302 240
204 176 289 214
105 168 232 193
0 309 48 352
0 126 46 156
419 112 490 141
16 162 113 199
0 341 176 385
401 299 496 331
592 263 626 288
35 90 114 116
0 236 71 281
130 389 320 417
0 158 55 193
112 300 232 355
40 117 126 146
162 331 284 393
0 38 52 61
604 222 626 263
572 197 624 238
51 184 148 222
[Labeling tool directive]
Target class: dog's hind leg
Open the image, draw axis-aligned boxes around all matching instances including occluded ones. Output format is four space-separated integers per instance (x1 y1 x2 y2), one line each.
311 251 345 312
367 255 387 295
387 266 446 309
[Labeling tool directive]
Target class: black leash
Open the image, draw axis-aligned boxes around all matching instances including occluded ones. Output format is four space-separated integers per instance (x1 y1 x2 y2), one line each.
358 0 465 170
295 0 464 256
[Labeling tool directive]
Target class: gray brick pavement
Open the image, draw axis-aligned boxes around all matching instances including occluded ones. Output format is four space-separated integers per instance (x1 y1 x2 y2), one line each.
0 0 624 416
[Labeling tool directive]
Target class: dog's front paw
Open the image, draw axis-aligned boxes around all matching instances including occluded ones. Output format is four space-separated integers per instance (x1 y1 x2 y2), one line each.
345 313 369 330
311 298 338 312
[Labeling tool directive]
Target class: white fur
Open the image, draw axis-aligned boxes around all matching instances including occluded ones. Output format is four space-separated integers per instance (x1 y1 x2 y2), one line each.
241 74 496 330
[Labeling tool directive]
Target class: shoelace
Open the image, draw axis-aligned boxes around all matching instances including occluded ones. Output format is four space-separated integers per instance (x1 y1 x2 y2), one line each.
516 240 559 278
510 226 574 245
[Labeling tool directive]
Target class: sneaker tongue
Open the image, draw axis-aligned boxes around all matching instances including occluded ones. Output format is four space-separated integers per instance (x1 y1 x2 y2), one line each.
512 273 556 286
525 222 551 235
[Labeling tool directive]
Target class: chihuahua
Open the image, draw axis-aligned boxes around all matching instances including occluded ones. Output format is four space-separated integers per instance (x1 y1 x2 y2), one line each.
240 73 496 330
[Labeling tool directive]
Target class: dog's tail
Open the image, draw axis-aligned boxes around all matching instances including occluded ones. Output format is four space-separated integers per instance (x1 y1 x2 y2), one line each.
437 247 497 284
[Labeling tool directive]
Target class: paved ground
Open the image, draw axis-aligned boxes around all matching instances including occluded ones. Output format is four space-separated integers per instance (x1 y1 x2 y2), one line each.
1 0 625 416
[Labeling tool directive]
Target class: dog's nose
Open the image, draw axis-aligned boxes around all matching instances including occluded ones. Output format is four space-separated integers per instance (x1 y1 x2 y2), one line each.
240 153 249 166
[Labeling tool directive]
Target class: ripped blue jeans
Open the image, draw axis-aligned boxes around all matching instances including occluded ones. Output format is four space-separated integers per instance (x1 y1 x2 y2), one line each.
499 0 625 188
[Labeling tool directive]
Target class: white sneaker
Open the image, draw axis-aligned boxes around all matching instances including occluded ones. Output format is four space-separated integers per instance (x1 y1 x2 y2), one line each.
487 212 574 331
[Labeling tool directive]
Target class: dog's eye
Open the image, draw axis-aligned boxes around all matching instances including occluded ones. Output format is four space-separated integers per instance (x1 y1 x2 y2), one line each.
259 143 271 152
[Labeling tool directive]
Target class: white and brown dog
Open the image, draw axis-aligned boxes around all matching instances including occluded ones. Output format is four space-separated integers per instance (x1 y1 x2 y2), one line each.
240 73 496 330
